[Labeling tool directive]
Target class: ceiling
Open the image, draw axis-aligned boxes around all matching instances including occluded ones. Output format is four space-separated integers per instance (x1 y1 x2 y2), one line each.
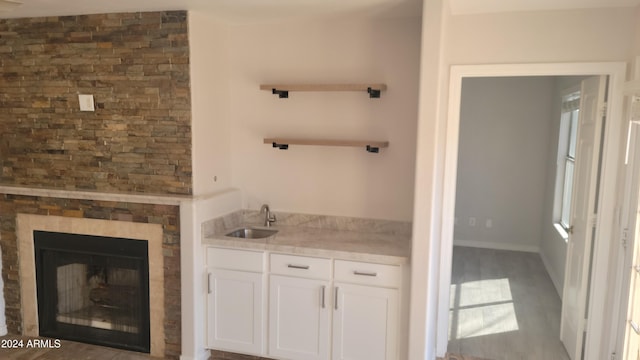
450 0 640 14
0 0 638 22
0 0 422 22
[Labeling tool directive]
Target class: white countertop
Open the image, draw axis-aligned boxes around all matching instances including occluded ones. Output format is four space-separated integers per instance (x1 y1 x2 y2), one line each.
203 225 411 265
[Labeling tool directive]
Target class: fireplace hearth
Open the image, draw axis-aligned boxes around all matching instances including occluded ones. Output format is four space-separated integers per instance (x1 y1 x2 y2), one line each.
34 231 150 353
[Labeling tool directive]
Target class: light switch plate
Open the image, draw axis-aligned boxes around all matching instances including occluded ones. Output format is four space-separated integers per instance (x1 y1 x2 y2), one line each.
78 94 95 111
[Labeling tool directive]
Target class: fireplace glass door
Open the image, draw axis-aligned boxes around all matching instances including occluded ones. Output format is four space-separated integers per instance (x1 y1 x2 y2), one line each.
34 231 150 353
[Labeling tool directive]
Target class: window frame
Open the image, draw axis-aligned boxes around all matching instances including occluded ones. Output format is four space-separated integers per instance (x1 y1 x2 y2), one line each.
553 87 581 241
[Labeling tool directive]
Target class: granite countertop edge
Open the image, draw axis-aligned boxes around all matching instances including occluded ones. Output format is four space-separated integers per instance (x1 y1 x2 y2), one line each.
203 225 411 266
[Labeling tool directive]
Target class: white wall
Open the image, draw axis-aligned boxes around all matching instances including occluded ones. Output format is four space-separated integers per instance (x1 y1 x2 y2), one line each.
224 17 421 221
190 12 233 196
190 14 421 221
445 7 636 64
180 189 243 360
412 2 637 358
454 76 555 252
634 6 640 64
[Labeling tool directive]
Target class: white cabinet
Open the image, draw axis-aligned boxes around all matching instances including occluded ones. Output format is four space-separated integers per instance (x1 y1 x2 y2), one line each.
269 254 332 360
332 283 398 360
333 260 401 360
205 247 406 360
269 275 330 360
206 248 266 355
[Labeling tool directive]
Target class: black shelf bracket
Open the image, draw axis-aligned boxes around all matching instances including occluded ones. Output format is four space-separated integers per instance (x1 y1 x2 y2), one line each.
367 87 381 98
272 88 289 98
272 142 289 150
366 145 380 153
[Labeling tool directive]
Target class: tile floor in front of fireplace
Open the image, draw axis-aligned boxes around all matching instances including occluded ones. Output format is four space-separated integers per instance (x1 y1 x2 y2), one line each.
0 335 163 359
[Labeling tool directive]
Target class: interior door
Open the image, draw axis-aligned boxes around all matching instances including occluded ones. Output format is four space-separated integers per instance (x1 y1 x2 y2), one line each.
625 206 640 360
560 75 607 360
623 119 640 360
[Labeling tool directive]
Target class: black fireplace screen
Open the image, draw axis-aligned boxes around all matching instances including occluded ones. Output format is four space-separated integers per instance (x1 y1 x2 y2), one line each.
34 231 150 353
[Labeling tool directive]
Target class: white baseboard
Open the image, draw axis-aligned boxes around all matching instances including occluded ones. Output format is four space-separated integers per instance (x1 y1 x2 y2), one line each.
180 349 210 360
539 250 563 299
453 239 539 253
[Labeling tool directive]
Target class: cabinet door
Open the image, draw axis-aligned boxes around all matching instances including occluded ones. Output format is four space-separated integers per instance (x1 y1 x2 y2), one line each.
332 283 398 360
269 275 330 360
207 268 264 355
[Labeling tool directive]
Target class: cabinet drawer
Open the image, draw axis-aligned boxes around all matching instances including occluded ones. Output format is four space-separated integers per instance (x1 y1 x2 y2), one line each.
207 247 264 272
270 253 331 279
334 260 401 288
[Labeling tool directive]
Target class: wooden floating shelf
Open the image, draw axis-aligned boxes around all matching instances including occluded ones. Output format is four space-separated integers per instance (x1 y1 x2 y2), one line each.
260 83 387 98
264 138 389 153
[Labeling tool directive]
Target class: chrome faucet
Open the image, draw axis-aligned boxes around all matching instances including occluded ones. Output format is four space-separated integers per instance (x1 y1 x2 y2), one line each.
260 204 277 227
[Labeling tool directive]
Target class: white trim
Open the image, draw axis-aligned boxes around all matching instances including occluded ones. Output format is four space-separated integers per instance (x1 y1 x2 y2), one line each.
540 249 564 299
554 223 570 241
180 188 242 360
179 349 211 360
612 93 640 360
435 62 627 360
453 240 539 253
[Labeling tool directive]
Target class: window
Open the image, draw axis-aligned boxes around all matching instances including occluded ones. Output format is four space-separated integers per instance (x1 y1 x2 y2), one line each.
554 91 580 240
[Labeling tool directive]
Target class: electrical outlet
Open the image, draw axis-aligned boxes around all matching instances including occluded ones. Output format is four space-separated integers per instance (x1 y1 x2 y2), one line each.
486 219 493 228
78 94 95 111
468 217 476 227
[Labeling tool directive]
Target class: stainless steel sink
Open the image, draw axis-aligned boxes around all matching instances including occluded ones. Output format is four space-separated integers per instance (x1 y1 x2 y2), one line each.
225 227 278 239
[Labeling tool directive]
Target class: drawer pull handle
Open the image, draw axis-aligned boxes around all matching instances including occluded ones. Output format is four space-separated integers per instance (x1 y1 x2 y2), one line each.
632 320 640 335
335 286 339 310
321 286 326 308
287 264 310 270
354 270 377 277
207 272 212 294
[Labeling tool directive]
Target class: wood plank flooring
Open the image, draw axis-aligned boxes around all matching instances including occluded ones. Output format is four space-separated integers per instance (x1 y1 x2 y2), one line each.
448 246 570 360
0 336 495 360
0 335 163 360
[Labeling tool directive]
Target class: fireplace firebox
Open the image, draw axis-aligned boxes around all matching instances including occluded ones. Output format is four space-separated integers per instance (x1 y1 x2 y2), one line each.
34 231 150 353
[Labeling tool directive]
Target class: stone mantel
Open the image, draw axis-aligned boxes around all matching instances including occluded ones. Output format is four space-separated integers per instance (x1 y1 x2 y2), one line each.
0 185 190 205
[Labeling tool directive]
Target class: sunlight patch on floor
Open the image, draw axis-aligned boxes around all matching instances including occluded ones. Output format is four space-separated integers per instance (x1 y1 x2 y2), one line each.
449 278 519 340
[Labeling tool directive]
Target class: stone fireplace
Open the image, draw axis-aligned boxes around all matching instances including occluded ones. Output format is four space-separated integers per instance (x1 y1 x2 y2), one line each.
32 229 153 353
0 9 194 360
19 215 162 354
0 188 184 358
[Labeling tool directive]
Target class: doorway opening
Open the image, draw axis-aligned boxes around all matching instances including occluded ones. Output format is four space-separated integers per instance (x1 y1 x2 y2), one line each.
448 75 598 360
435 63 627 360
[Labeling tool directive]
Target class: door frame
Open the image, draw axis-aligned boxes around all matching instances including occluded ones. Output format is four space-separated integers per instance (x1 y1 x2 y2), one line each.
434 62 627 359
